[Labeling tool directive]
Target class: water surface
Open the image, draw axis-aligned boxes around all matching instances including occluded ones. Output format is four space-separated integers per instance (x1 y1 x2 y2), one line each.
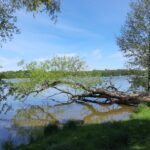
0 76 135 148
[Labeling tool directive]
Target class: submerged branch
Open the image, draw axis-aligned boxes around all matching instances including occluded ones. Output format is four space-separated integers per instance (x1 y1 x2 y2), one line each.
14 80 150 106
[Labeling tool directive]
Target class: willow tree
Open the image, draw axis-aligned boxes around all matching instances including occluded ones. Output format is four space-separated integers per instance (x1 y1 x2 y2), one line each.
14 56 100 100
10 56 150 106
117 0 150 91
0 0 60 44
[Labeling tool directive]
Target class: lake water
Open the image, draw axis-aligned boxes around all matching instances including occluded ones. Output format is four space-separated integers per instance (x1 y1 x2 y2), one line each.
0 76 135 149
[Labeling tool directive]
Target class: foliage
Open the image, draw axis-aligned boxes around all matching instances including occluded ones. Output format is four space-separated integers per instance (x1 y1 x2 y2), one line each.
62 120 84 130
0 67 144 99
44 124 59 136
0 59 145 101
129 75 147 91
117 0 150 68
47 56 87 72
131 103 150 119
11 0 60 20
0 69 144 79
0 0 60 45
0 0 19 44
11 56 96 99
117 0 150 90
10 56 147 101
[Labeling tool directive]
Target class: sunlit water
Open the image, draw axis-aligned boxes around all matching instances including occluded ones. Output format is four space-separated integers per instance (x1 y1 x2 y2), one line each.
0 76 135 149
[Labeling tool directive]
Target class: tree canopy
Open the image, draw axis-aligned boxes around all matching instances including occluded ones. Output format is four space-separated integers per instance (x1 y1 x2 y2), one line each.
11 0 60 18
0 0 19 44
117 0 150 90
13 56 99 99
0 0 60 45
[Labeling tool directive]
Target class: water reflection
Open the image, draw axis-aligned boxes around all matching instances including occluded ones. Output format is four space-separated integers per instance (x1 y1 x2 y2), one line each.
2 101 133 148
13 105 57 127
80 102 134 123
12 102 134 127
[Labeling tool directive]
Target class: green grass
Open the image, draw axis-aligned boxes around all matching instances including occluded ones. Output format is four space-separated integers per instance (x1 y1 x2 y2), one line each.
14 120 150 150
12 104 150 150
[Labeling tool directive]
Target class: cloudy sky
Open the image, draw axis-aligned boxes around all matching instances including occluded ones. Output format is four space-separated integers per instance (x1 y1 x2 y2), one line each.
0 0 131 71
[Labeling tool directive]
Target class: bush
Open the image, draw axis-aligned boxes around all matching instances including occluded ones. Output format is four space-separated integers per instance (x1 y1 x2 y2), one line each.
44 124 59 136
63 120 84 129
135 103 149 113
130 103 150 120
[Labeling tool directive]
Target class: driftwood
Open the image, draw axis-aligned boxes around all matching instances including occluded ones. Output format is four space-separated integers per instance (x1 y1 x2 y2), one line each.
17 80 150 106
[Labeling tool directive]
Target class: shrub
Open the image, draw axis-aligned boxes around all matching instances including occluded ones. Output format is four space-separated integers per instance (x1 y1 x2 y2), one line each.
44 124 59 136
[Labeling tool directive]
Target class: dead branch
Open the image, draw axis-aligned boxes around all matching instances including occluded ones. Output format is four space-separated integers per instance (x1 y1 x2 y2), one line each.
15 80 150 105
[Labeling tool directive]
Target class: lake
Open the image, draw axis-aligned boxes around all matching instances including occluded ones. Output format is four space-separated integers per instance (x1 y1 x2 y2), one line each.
0 76 135 149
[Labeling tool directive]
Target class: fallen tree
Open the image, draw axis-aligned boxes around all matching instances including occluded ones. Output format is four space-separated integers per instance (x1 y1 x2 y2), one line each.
9 56 150 106
13 79 150 106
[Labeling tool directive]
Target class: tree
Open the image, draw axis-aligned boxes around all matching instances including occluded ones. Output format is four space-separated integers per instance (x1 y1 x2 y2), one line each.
0 0 60 107
14 56 99 99
11 0 60 19
0 0 19 44
0 0 60 45
11 56 150 106
117 0 150 91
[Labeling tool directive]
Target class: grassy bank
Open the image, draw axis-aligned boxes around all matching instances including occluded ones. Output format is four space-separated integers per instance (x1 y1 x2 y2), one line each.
8 104 150 150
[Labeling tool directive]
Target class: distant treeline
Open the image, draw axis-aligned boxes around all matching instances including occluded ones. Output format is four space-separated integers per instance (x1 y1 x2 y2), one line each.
82 69 144 77
0 69 145 79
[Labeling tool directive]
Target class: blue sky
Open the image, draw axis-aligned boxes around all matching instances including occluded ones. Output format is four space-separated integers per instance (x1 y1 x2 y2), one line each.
0 0 131 71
